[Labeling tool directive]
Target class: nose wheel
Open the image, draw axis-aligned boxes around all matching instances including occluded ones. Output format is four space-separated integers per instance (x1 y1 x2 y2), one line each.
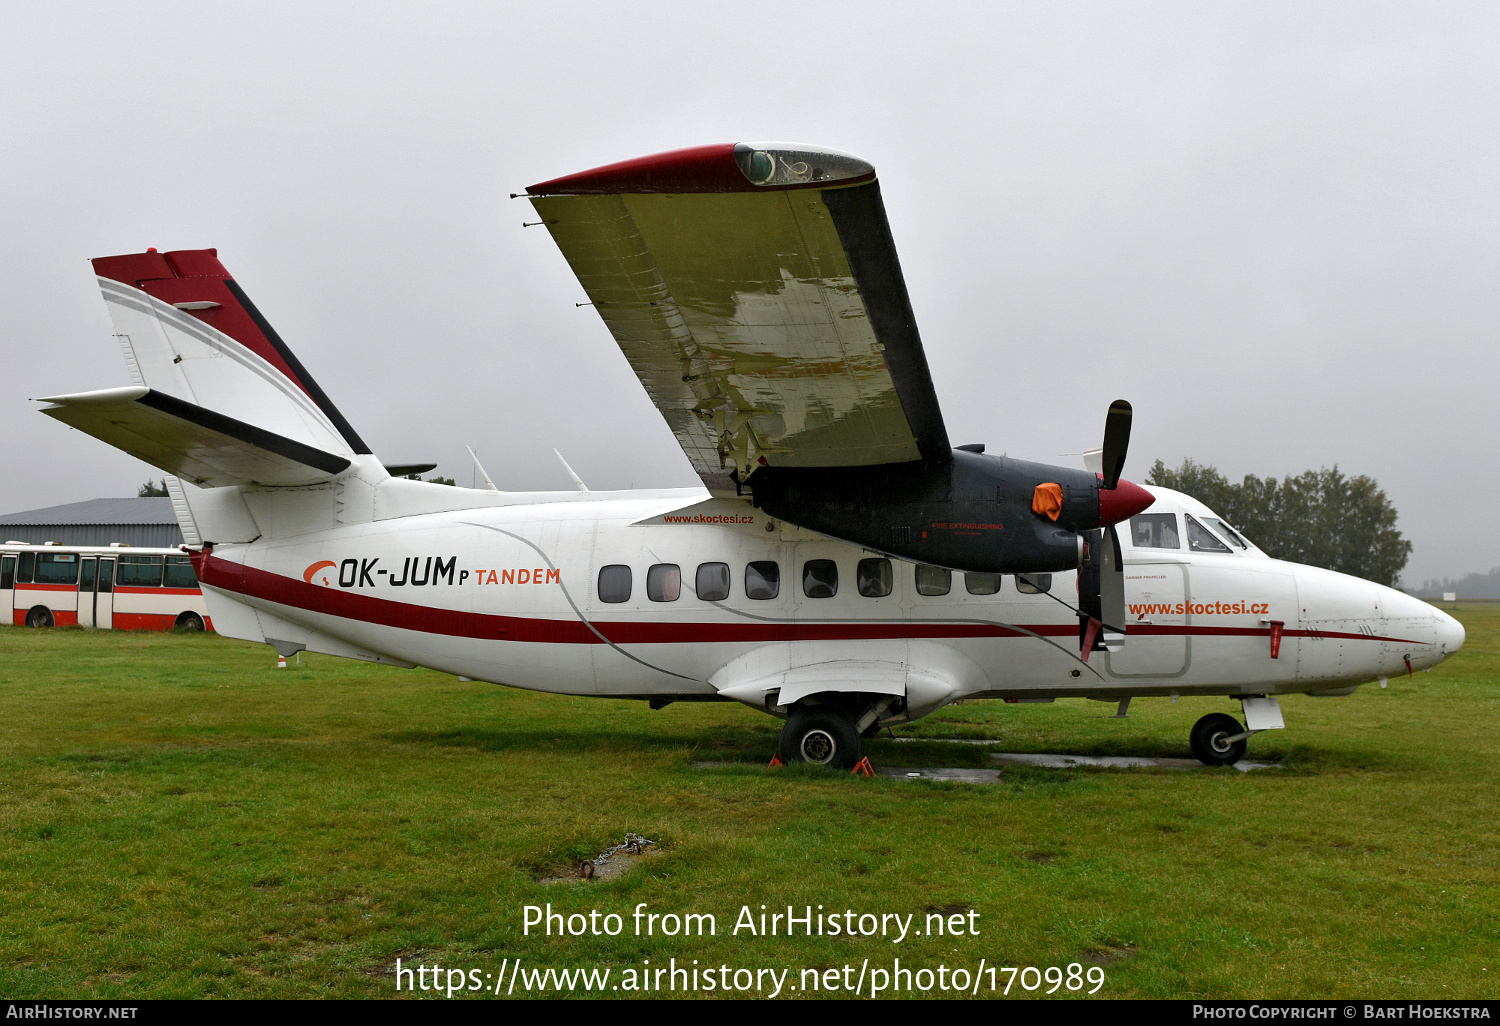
1190 712 1248 766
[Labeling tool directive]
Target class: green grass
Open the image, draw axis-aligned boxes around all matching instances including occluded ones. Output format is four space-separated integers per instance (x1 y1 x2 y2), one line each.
0 608 1497 999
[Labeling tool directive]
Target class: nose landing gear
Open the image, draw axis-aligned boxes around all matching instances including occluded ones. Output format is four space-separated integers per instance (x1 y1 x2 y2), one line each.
1190 712 1249 766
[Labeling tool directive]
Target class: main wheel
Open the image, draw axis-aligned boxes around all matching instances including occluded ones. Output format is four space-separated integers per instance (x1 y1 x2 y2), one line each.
779 707 861 770
24 606 54 628
175 611 206 632
1190 712 1247 766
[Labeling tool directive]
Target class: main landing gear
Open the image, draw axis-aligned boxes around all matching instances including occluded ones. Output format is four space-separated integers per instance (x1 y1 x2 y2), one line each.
779 707 861 769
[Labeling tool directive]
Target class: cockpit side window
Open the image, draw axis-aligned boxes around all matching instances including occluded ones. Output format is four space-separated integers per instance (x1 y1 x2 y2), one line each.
1186 514 1232 553
1130 513 1180 549
1204 517 1250 550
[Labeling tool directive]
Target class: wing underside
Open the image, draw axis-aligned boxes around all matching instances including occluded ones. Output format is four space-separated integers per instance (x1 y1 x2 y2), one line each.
528 143 948 494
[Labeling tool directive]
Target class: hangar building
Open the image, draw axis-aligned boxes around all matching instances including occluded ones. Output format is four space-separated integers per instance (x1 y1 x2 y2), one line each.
0 498 184 548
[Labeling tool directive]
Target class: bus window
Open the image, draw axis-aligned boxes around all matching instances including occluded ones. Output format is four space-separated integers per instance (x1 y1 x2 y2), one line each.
965 572 1001 595
1130 513 1180 549
802 560 838 598
1186 514 1232 553
1016 573 1052 594
695 563 730 602
35 553 80 585
16 552 33 584
745 561 780 600
857 558 892 598
97 560 114 593
164 556 197 589
647 564 681 602
915 564 951 597
117 555 165 587
598 565 632 603
1 555 13 590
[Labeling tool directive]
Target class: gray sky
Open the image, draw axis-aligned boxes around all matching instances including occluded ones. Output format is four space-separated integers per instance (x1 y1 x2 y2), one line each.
4 2 1496 586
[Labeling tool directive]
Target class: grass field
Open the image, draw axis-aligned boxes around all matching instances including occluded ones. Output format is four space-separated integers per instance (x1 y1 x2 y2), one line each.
1 607 1496 1000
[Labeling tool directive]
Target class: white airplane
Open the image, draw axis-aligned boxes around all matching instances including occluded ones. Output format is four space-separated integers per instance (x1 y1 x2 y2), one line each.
37 143 1463 769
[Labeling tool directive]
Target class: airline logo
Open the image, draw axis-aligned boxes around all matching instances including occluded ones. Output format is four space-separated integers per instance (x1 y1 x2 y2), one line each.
303 558 560 589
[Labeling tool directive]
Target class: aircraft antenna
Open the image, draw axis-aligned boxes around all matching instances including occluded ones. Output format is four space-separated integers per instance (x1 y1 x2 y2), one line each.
553 449 590 493
465 445 499 492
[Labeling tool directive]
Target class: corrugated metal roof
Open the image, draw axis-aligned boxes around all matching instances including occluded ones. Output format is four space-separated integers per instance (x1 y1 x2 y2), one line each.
0 497 179 526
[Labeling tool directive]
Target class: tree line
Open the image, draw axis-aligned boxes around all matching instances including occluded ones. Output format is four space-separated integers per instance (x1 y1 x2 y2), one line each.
1145 459 1412 587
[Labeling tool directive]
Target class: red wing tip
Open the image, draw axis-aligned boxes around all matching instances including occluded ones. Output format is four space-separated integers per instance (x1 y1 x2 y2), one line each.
527 142 875 196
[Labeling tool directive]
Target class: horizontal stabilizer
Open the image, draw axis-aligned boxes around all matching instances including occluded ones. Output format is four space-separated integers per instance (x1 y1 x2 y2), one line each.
37 386 351 488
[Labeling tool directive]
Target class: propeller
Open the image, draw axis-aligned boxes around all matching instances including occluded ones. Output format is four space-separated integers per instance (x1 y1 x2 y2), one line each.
1100 399 1132 490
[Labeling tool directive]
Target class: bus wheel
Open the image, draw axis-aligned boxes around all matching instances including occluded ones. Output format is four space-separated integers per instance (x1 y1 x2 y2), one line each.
25 606 54 628
175 612 206 632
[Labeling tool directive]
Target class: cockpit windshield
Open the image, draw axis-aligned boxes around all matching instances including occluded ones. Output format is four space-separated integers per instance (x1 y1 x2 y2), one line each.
1203 517 1251 550
1186 514 1232 553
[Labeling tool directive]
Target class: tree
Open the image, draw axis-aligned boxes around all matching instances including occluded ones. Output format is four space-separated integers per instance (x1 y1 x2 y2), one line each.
1146 459 1412 587
137 479 168 497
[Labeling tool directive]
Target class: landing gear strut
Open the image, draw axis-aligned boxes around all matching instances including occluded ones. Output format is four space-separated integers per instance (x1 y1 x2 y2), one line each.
1190 712 1248 766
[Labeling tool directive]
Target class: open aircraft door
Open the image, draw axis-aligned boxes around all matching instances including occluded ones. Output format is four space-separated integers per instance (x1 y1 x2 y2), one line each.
1105 564 1189 678
76 557 115 629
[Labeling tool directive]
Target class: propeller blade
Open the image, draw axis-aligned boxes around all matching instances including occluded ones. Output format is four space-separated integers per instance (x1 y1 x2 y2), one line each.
1100 399 1132 490
1101 522 1126 650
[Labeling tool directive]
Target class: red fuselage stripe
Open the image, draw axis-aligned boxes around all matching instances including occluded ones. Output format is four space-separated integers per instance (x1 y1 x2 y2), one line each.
191 554 1433 648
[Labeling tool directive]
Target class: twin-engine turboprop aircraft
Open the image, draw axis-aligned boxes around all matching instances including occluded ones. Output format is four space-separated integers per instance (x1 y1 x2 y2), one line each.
37 143 1463 768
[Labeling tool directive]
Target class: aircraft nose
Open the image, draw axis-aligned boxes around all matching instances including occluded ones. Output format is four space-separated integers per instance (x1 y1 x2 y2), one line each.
1435 609 1466 659
1098 478 1154 527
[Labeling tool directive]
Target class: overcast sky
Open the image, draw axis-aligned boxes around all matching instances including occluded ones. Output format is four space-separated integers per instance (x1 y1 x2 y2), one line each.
4 2 1495 586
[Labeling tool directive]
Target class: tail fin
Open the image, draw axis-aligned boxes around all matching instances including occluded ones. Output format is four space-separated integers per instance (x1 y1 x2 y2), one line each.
61 248 370 485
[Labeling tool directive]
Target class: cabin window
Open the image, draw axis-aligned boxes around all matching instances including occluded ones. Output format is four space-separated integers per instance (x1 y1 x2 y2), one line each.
117 554 165 587
915 564 951 596
164 556 197 589
1016 573 1052 594
857 558 892 598
1204 517 1250 550
965 572 1002 595
34 553 79 585
647 563 681 602
802 559 838 598
598 564 632 603
1130 513 1181 549
1186 514 1232 553
744 561 780 600
696 562 730 602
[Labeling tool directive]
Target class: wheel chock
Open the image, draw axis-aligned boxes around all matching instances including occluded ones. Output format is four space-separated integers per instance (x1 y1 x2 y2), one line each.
851 757 876 777
767 754 783 767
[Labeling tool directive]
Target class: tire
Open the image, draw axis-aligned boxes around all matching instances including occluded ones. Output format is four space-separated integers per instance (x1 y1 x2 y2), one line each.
1190 712 1247 766
175 611 206 632
779 707 861 770
24 606 54 629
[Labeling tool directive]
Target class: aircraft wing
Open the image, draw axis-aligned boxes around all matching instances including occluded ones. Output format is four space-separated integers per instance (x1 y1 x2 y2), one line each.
527 143 950 495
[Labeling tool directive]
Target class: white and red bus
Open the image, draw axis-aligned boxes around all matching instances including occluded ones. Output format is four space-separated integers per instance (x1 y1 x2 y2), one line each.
1 543 212 631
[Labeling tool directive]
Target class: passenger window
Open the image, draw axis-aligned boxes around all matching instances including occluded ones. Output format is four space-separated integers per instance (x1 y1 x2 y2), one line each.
35 553 79 585
97 561 114 594
802 559 838 598
647 563 681 602
857 558 892 598
965 572 1001 595
597 564 632 603
117 554 165 587
79 558 96 592
915 564 951 596
16 552 34 584
1016 573 1052 594
695 562 730 602
0 555 13 590
1130 513 1181 549
1204 517 1249 550
1186 515 1232 553
745 561 780 600
164 556 197 589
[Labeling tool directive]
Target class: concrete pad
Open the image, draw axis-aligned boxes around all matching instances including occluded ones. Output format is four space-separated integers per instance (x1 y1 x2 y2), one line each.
989 752 1278 772
876 766 1004 783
